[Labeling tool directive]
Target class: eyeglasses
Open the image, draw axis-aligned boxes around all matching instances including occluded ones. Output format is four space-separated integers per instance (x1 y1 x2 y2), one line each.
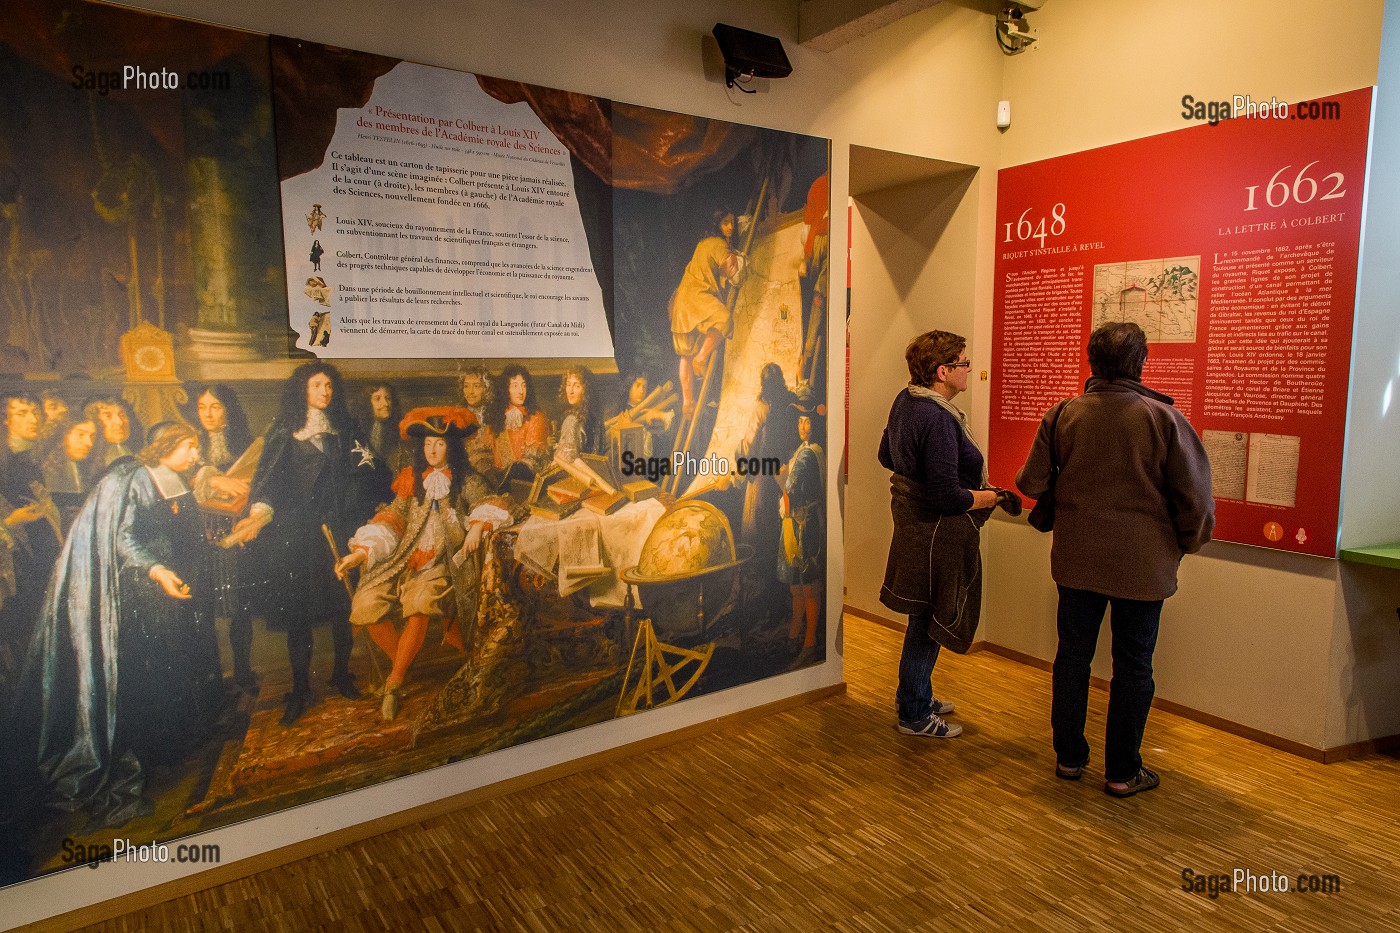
942 361 972 370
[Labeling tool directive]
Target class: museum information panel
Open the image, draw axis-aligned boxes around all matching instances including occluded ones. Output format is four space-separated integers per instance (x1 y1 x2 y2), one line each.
990 89 1370 556
276 43 613 358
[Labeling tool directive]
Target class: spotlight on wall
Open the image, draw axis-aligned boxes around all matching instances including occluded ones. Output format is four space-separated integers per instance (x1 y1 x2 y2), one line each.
712 23 792 94
996 5 1039 55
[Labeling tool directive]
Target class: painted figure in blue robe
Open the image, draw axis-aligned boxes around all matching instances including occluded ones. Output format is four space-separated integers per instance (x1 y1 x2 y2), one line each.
8 422 224 831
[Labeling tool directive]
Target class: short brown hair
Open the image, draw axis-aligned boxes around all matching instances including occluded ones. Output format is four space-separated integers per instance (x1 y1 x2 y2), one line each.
905 330 966 388
1088 322 1148 380
138 421 198 467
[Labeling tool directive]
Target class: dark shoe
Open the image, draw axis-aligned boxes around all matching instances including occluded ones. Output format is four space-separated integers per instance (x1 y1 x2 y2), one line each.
1055 761 1085 781
930 697 956 716
233 669 260 694
280 691 310 727
329 673 361 700
1105 767 1160 798
896 713 962 738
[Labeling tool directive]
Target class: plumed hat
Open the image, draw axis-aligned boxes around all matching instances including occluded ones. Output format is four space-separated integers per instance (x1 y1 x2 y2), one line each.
399 406 478 441
791 385 826 424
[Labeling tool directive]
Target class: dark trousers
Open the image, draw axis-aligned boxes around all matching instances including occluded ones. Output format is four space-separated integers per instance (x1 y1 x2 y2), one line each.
1051 586 1162 782
228 612 253 679
895 613 940 723
286 617 353 696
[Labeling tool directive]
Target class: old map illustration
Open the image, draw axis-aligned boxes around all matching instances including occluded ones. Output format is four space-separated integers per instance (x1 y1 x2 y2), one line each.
1092 256 1200 342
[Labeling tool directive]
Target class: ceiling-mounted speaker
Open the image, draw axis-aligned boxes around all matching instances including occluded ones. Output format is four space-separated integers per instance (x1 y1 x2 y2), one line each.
712 23 792 88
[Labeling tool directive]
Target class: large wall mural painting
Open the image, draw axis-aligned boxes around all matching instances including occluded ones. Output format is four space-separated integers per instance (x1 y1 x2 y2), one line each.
0 1 829 886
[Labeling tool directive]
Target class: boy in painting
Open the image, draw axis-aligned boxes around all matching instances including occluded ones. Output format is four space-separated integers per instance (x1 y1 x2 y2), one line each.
335 409 509 721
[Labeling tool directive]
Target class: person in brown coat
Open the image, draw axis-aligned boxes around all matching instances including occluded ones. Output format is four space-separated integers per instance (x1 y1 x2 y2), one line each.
1016 322 1214 797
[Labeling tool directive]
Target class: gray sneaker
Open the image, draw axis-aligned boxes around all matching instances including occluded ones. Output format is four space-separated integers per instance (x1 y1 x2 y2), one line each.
897 713 963 738
931 697 955 716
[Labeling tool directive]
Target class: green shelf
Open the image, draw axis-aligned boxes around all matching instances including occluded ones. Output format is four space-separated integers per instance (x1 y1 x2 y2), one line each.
1339 543 1400 570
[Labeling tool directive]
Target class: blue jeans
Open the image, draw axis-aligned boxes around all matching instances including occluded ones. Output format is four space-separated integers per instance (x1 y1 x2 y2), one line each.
1051 586 1162 782
896 613 941 723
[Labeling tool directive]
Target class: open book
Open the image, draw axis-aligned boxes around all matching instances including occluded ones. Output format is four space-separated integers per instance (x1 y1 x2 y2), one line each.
557 518 611 596
199 436 264 516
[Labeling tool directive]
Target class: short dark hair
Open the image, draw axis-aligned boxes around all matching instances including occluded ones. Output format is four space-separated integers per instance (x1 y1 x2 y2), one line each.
905 331 966 388
1087 322 1148 380
712 208 735 238
5 393 39 412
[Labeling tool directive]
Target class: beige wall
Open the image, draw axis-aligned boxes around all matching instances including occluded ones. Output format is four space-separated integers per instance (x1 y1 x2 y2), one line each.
1330 0 1400 748
846 167 983 621
984 523 1342 747
998 0 1382 167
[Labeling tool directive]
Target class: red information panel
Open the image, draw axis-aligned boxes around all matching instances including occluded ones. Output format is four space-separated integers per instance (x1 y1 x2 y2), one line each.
989 88 1372 556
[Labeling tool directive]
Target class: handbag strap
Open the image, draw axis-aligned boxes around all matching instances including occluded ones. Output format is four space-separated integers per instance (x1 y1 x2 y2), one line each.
1045 398 1070 473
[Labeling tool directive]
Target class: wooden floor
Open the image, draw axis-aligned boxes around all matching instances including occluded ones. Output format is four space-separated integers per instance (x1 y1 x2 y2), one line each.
76 614 1400 931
